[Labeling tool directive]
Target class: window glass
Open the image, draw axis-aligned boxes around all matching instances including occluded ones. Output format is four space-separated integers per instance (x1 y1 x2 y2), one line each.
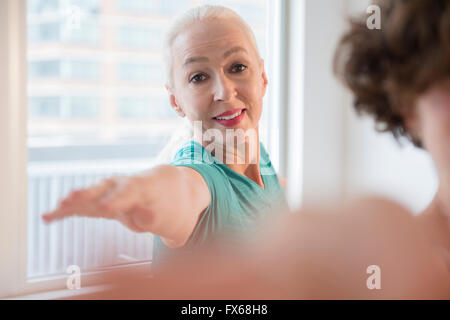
117 62 163 84
117 25 163 49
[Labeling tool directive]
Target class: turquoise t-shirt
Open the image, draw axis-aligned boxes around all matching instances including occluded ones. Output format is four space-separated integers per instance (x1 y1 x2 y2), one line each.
151 140 288 272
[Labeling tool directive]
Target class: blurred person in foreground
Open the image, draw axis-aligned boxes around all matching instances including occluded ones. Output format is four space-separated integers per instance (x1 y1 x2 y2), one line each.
334 0 450 273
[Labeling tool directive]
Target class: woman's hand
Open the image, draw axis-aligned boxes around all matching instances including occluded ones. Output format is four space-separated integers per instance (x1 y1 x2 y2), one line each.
42 175 155 233
41 165 211 247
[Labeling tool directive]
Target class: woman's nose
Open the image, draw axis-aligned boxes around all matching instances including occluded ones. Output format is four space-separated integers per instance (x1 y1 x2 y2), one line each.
213 74 236 102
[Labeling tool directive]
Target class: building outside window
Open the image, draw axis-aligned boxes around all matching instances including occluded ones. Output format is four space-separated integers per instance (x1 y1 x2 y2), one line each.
117 62 163 84
29 60 100 80
117 25 162 49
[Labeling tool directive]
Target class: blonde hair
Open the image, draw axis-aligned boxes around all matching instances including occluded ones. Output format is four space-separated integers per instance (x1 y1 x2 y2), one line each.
156 5 260 164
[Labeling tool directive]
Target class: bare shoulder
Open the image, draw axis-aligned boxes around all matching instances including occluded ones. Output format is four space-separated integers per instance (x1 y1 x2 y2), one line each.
174 165 207 184
164 166 211 248
174 166 211 204
256 196 449 298
342 196 419 233
144 165 211 249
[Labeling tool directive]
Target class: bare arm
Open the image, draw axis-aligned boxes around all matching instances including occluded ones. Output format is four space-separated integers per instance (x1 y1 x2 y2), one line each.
42 165 210 248
278 176 287 188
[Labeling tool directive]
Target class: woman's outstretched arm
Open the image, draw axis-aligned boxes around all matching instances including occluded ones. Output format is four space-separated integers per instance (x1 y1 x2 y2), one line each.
42 165 210 248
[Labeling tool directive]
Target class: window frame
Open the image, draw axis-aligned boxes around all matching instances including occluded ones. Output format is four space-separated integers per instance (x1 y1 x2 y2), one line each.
0 0 28 299
0 0 293 299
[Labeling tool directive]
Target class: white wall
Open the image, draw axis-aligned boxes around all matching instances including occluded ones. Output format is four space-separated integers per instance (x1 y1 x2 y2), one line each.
344 101 438 213
285 0 438 213
285 0 348 207
341 0 438 213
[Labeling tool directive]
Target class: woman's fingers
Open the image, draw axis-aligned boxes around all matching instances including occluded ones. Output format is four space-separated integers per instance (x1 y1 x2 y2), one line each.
42 195 101 223
42 208 69 223
74 177 118 202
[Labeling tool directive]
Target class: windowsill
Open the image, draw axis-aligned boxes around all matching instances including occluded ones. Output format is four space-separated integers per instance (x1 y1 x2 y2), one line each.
7 285 111 300
6 261 152 300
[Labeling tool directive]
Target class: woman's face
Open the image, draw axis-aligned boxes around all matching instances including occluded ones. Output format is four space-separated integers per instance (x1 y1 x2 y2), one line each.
410 80 450 174
168 18 268 137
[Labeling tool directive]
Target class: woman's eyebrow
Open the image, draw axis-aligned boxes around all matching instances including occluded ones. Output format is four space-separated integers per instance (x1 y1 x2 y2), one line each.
223 46 247 58
183 46 248 67
184 56 209 67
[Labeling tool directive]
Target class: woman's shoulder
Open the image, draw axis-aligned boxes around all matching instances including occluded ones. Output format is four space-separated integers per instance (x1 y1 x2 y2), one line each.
170 141 232 194
171 141 211 165
260 196 449 298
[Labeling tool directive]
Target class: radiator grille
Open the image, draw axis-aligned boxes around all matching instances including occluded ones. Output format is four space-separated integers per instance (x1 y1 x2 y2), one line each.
27 161 154 279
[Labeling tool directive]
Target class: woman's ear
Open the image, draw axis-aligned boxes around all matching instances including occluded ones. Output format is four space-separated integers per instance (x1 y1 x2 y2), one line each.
165 85 186 117
403 106 422 141
260 59 268 96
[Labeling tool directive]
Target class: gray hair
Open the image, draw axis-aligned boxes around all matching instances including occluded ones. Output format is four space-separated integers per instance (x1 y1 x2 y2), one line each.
163 4 261 89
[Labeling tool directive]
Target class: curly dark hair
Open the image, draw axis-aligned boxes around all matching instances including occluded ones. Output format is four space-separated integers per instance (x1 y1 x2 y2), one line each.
334 0 450 148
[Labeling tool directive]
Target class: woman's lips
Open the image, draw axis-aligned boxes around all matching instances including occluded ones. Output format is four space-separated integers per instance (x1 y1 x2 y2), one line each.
214 108 244 118
213 109 246 127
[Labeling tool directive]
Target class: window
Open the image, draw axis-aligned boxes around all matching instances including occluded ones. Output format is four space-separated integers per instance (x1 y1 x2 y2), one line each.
117 97 152 119
117 62 163 84
117 25 163 50
29 60 60 78
60 20 100 45
117 96 176 119
29 96 61 118
61 60 100 80
27 0 100 45
28 0 99 14
0 0 279 298
29 60 100 80
26 0 271 283
29 96 100 119
116 0 189 16
28 22 60 42
28 0 59 14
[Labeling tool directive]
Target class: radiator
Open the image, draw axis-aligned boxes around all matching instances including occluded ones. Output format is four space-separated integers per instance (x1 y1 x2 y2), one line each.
27 160 154 279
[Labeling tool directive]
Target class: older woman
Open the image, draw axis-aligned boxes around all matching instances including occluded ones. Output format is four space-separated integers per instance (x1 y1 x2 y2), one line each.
334 0 450 270
42 5 287 272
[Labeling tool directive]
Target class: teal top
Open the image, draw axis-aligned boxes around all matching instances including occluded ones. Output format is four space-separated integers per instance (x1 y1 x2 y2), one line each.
151 140 288 273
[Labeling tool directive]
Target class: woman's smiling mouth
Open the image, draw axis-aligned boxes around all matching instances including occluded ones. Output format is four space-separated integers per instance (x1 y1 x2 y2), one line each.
213 108 246 127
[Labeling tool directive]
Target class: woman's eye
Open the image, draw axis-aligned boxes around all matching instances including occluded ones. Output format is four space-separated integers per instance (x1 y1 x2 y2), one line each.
231 64 248 73
190 74 207 83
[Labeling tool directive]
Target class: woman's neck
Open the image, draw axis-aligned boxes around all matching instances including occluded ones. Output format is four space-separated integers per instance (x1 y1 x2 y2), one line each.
205 129 263 189
226 149 263 189
432 170 450 221
420 185 450 251
433 187 450 226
